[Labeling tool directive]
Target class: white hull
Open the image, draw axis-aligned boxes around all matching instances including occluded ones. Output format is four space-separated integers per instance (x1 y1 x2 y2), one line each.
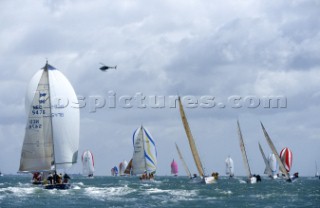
203 176 216 184
248 177 257 184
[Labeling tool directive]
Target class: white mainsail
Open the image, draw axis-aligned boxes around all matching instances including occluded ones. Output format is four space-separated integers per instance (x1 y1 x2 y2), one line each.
178 97 215 184
258 142 272 176
19 62 79 173
225 156 234 177
82 150 94 176
260 122 291 181
131 126 157 175
175 143 192 178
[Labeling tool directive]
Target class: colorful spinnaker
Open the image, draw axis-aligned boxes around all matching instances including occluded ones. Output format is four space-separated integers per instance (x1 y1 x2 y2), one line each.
171 159 178 176
279 148 292 172
131 126 157 177
111 166 118 176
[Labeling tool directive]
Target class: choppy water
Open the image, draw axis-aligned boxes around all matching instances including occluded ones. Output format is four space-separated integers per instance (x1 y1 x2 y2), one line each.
0 175 319 207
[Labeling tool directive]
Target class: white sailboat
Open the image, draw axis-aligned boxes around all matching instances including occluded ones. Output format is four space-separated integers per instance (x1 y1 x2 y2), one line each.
225 156 234 178
175 143 192 178
124 159 133 176
237 121 258 184
315 161 319 178
268 154 278 179
19 62 79 189
131 126 157 180
82 150 94 177
178 97 215 184
119 160 128 176
258 142 272 176
258 142 278 179
260 122 292 182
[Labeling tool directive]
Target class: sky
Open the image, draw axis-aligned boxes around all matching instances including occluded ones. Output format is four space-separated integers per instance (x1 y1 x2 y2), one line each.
0 0 320 176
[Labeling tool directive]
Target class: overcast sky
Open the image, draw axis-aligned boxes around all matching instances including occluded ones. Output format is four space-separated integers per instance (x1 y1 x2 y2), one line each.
1 0 320 177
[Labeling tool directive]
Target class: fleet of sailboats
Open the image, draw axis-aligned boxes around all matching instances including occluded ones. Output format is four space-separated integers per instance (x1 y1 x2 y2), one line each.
178 97 215 184
260 122 292 182
19 61 80 189
15 62 312 186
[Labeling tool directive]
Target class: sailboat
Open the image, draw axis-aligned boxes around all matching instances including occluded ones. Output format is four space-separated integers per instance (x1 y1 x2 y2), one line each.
124 159 133 176
315 161 319 178
258 143 278 179
225 156 234 178
19 61 79 189
280 148 292 173
175 143 192 178
178 97 215 184
237 121 259 184
171 159 178 176
131 126 157 180
111 166 118 176
119 160 128 176
82 150 94 177
260 122 292 182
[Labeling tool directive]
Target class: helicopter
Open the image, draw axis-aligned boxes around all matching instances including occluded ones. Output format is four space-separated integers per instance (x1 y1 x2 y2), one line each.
99 63 117 71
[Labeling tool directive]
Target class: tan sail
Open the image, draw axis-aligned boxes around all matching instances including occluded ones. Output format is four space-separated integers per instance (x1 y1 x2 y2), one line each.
237 120 252 179
124 158 133 175
175 143 192 178
260 122 290 180
178 97 204 177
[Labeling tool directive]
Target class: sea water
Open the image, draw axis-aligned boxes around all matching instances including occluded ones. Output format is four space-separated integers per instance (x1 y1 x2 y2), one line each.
0 175 319 207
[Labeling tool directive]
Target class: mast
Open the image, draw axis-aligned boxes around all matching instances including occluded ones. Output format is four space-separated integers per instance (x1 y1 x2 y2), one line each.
175 143 192 178
141 126 147 173
260 122 291 181
237 120 252 179
43 61 56 173
178 97 205 177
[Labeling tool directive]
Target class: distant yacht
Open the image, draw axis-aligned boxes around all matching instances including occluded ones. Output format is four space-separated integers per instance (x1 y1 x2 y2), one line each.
131 125 157 181
178 97 215 184
171 159 178 176
237 121 260 184
315 161 319 178
225 156 234 178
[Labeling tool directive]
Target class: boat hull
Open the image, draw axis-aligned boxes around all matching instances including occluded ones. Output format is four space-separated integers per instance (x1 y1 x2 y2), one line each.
203 176 216 184
248 177 257 184
43 183 71 190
